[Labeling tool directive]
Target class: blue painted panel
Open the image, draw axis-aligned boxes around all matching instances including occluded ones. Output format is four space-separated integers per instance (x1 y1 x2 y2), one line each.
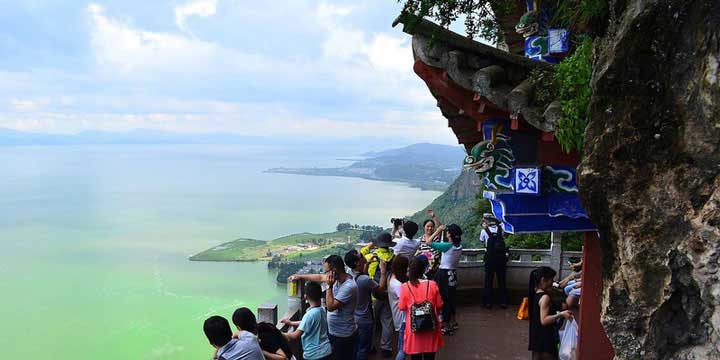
514 167 541 195
503 215 596 233
487 192 596 234
548 193 587 218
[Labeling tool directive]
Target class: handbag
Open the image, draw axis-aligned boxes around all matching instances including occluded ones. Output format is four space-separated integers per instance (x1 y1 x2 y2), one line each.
407 281 437 333
516 297 529 320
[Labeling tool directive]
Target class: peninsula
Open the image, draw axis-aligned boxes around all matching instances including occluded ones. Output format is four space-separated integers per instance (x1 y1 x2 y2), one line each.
189 225 383 262
266 143 465 191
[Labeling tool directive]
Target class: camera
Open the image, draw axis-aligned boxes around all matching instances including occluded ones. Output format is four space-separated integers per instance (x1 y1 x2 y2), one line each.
390 218 403 227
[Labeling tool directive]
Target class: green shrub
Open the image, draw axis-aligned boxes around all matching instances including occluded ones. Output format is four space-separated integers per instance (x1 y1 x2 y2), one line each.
554 37 593 153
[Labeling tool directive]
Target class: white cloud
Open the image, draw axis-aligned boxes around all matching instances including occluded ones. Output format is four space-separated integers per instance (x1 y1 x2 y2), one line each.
315 3 355 20
0 95 455 143
174 0 217 33
87 3 218 75
3 1 455 144
363 34 413 72
9 99 42 112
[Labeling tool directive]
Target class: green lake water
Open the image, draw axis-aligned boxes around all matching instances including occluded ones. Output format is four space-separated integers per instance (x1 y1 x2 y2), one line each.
0 144 440 359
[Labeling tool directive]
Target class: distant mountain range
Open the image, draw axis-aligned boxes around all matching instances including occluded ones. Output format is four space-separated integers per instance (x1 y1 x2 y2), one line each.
0 128 410 149
266 143 467 191
0 128 272 146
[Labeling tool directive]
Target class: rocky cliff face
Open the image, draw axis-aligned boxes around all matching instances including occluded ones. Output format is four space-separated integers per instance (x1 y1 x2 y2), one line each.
579 1 720 359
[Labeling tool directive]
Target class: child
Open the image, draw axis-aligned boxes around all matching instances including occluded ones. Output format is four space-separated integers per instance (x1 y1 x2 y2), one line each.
229 308 274 360
528 267 573 360
232 307 292 360
203 315 264 360
282 281 333 360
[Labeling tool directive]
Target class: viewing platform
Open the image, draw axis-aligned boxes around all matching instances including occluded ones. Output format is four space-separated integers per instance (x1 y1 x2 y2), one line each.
254 237 579 359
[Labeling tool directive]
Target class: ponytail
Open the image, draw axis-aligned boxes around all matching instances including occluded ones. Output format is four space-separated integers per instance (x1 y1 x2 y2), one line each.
528 266 556 318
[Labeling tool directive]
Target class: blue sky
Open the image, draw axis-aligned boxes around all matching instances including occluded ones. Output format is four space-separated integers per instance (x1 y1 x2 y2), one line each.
0 0 459 144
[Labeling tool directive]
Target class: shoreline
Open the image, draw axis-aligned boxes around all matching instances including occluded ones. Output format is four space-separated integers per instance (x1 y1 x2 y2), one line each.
265 168 448 191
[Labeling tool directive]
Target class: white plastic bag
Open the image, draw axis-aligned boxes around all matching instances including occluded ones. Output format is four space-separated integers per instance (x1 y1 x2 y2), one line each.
559 318 578 360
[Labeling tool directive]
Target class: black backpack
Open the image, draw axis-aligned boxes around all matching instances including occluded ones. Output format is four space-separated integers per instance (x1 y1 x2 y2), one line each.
407 281 437 333
484 227 508 263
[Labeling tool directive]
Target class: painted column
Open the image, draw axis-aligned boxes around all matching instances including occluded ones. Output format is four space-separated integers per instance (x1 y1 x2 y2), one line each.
577 232 615 359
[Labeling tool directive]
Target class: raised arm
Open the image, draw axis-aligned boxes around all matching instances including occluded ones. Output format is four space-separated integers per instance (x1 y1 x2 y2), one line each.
425 224 446 243
429 241 453 253
289 273 326 283
360 243 375 256
427 209 443 228
391 221 399 238
373 261 388 297
280 317 303 341
325 272 345 312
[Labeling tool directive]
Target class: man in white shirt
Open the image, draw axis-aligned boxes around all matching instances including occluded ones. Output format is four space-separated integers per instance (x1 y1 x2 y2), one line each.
479 213 509 309
391 220 420 258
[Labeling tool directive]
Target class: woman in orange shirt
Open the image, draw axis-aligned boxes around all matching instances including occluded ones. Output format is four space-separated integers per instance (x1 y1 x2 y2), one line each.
398 257 444 360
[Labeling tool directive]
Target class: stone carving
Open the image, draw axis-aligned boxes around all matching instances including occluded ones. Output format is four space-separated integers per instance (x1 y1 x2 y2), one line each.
463 124 515 192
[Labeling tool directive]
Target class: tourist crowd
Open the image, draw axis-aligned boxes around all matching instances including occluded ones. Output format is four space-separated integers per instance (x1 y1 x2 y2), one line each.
202 211 583 360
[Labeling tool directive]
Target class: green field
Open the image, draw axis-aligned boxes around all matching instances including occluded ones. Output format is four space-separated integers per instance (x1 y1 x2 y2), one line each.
189 229 364 261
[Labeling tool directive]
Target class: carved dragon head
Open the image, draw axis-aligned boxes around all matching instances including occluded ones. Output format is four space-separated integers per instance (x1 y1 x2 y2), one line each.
463 124 514 177
515 11 540 38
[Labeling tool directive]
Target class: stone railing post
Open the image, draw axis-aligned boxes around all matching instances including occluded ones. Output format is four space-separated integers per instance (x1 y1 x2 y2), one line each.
550 232 563 279
258 304 278 325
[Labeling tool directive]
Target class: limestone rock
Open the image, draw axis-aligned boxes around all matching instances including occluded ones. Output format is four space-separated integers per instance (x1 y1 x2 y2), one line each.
579 0 720 358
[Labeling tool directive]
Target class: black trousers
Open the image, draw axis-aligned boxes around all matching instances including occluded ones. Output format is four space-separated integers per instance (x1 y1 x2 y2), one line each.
410 353 436 360
484 262 509 305
329 331 357 360
435 269 457 321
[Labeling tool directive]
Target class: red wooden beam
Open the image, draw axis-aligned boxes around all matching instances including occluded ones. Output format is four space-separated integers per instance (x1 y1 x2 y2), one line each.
414 60 508 125
577 232 615 360
536 138 581 165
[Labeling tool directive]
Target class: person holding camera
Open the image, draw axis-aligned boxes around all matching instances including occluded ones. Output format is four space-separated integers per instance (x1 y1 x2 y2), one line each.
391 219 421 259
426 224 463 335
480 214 509 309
360 233 396 358
416 209 445 279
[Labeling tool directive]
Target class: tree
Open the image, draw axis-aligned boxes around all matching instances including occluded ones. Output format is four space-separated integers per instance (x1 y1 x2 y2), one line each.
336 222 352 231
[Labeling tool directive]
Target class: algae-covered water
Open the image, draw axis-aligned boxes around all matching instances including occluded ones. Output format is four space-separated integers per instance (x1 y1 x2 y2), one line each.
0 144 440 359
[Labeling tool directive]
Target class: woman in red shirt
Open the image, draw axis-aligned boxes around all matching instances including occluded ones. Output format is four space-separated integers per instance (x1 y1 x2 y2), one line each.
398 257 444 359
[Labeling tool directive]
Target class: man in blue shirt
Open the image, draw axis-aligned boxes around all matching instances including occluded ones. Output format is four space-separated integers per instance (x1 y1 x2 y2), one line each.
324 254 358 359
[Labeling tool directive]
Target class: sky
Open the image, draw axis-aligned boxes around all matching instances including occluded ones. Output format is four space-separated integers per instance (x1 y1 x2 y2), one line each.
0 0 459 144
